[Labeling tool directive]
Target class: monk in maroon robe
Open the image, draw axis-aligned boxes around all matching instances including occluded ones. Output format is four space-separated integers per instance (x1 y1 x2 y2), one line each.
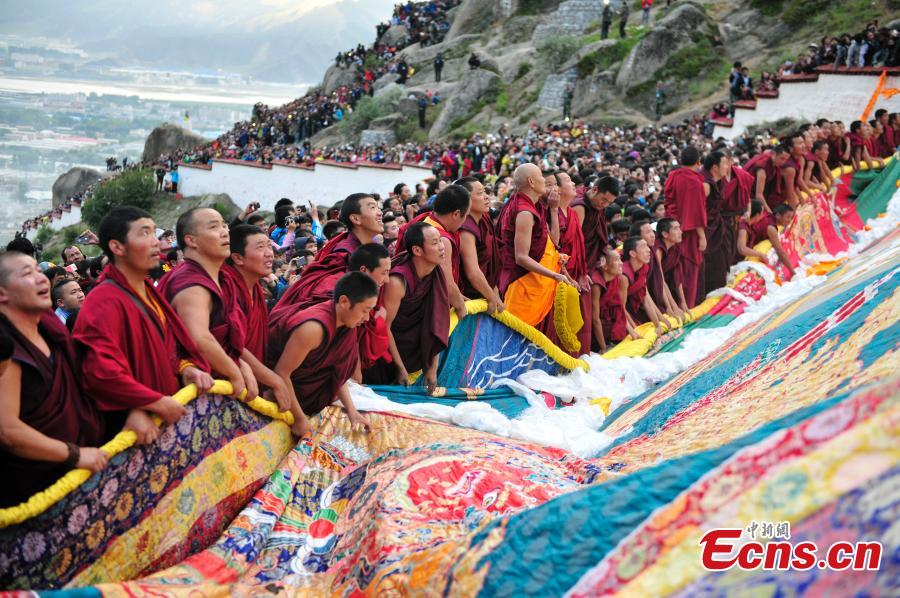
158 209 247 396
394 184 470 320
737 200 796 278
74 206 213 444
222 224 297 423
663 147 707 307
721 158 754 269
377 222 451 392
701 151 732 295
827 122 850 169
270 193 383 327
589 247 628 352
573 174 619 271
346 243 392 380
455 177 503 313
621 236 664 332
780 133 808 209
631 221 682 320
555 171 591 355
654 218 688 312
498 164 567 338
269 272 377 433
0 252 107 507
744 146 789 211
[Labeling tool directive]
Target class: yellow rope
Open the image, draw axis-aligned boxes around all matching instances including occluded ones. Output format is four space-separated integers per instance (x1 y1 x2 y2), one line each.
553 283 584 355
0 382 293 529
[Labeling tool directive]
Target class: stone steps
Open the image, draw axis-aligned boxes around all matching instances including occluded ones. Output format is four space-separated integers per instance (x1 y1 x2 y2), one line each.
537 68 578 110
532 0 622 43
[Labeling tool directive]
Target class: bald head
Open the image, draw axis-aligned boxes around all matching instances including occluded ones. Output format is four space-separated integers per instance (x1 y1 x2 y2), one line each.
512 163 546 200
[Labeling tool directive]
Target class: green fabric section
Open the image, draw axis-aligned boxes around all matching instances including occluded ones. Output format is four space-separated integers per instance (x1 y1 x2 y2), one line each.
854 159 900 222
652 314 735 354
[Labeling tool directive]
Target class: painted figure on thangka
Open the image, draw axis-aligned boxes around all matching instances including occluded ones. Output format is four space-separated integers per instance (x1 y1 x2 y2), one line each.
0 159 898 596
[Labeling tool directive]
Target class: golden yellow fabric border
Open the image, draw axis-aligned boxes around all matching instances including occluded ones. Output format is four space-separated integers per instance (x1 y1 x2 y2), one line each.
0 381 294 529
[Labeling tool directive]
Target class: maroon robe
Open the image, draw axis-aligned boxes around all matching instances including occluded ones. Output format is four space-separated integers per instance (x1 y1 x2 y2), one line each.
655 238 684 304
740 212 776 247
827 136 847 169
498 192 548 295
721 166 753 269
221 263 268 363
622 259 650 323
571 195 609 269
702 170 730 295
266 301 357 416
590 271 627 344
744 152 783 209
73 265 209 426
779 156 804 204
158 258 244 362
558 205 591 354
881 126 896 158
663 167 706 307
395 213 462 285
0 311 105 507
458 214 499 298
270 231 362 327
388 251 450 374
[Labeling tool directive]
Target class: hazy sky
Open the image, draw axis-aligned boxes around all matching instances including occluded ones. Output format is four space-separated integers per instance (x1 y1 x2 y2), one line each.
0 0 398 83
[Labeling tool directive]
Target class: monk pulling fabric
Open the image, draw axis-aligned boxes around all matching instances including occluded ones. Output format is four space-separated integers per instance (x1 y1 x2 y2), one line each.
553 170 592 354
744 145 789 212
737 200 797 278
394 184 471 321
269 272 377 434
499 163 572 333
346 243 392 382
376 222 451 392
73 207 213 444
159 208 253 398
270 193 383 326
663 147 707 308
621 236 666 335
701 151 733 295
0 252 107 507
221 224 299 430
455 176 504 314
654 218 689 313
589 246 629 353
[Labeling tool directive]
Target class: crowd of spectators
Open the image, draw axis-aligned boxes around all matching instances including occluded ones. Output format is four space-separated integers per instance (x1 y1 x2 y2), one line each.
778 20 899 76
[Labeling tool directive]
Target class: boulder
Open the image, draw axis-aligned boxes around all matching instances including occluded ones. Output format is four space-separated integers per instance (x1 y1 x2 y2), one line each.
447 0 504 41
500 15 542 42
370 112 406 130
398 96 423 117
561 38 618 72
429 68 499 138
322 63 361 95
373 73 401 95
360 129 397 146
615 2 712 92
142 123 207 164
51 167 108 208
397 33 480 66
380 24 408 47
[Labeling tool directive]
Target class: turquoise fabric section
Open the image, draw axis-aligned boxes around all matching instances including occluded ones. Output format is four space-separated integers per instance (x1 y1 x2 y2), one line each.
472 265 899 597
367 385 533 419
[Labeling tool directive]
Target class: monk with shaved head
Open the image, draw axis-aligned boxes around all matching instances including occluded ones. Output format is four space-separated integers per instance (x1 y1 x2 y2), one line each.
498 163 573 338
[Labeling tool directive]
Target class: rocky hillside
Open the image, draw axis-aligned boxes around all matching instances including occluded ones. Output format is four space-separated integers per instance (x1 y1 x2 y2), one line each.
313 0 900 145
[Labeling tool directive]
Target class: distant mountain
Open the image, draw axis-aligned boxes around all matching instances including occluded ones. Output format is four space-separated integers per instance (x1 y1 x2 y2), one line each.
0 0 396 84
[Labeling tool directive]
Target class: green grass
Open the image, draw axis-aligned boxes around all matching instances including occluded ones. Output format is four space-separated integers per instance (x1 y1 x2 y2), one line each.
494 88 509 114
625 34 726 102
538 36 586 71
515 62 533 80
517 0 560 16
750 0 784 16
396 103 442 143
792 0 875 32
577 27 646 78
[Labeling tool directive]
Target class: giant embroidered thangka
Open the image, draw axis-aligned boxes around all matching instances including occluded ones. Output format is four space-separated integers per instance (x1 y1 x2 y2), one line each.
1 160 898 596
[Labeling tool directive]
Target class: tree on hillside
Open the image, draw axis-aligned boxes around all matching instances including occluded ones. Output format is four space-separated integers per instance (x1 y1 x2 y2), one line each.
81 169 157 229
